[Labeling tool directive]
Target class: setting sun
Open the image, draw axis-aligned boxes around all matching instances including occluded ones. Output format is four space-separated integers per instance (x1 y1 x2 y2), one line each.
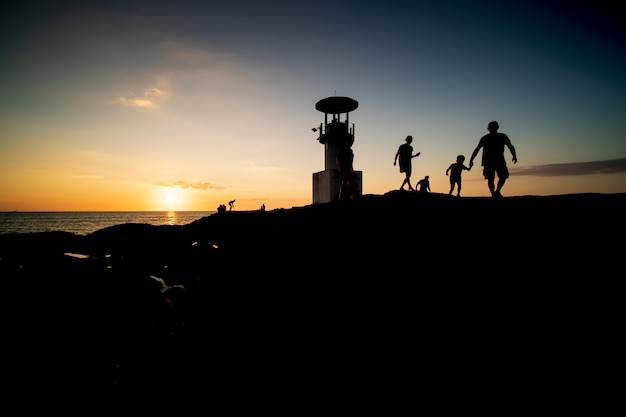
157 188 183 211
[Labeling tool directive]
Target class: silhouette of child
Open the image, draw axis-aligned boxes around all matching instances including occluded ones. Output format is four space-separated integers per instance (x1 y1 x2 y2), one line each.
446 155 471 197
416 175 430 193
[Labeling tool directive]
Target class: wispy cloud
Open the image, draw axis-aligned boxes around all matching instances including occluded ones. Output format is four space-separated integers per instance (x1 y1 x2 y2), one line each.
510 158 626 176
151 180 225 191
117 87 168 108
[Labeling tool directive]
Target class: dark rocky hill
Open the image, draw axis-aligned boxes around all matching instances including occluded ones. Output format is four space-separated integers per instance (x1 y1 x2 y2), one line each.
1 192 623 411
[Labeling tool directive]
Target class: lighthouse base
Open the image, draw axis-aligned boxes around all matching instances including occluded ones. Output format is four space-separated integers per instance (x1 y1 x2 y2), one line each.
312 169 362 204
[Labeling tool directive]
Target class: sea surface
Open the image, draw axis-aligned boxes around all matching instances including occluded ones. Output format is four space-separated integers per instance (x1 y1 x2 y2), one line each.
0 211 215 236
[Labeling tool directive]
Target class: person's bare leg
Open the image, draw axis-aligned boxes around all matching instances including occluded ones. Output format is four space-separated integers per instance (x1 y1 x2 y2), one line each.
495 178 506 197
487 179 496 196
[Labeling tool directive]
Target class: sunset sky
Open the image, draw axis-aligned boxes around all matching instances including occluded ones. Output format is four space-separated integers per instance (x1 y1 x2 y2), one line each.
1 1 625 211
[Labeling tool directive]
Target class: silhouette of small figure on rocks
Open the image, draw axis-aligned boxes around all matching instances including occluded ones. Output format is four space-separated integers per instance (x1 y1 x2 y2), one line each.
394 135 421 191
446 154 471 196
416 175 431 193
469 121 517 198
228 200 235 211
337 138 355 200
260 204 266 211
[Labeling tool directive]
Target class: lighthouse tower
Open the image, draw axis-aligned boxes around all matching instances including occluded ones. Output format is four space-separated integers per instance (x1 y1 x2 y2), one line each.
312 96 362 204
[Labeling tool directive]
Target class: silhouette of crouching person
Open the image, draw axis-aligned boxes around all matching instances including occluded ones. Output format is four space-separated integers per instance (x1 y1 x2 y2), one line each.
416 175 431 194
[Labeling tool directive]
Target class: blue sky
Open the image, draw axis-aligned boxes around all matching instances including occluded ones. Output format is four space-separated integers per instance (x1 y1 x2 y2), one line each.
1 1 624 211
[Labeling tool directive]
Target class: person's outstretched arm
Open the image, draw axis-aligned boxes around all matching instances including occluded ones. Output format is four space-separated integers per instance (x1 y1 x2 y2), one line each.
412 151 421 159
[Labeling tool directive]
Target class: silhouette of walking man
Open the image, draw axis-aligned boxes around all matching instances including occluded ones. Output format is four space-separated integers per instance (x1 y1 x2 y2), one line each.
416 175 430 193
469 121 517 198
228 200 235 211
446 154 471 197
336 137 355 200
394 135 421 191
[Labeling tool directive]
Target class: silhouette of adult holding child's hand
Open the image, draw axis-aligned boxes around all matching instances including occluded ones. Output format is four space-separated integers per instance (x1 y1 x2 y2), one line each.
469 121 517 198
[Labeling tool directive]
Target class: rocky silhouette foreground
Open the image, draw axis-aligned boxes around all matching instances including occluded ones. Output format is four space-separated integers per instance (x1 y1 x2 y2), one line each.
1 191 623 412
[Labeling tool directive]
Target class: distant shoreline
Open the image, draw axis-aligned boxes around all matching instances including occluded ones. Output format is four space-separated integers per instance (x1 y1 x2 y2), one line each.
3 191 626 213
0 210 216 213
0 210 215 236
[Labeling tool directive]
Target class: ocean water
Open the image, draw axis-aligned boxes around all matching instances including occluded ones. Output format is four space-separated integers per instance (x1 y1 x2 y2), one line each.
0 211 215 236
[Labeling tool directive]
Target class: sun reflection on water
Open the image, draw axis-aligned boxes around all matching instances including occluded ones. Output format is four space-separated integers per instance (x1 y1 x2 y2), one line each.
164 211 177 226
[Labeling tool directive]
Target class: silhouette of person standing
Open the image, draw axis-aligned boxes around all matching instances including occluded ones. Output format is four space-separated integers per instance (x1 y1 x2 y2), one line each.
416 175 430 193
469 121 517 198
394 135 421 191
336 138 355 200
446 154 471 197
